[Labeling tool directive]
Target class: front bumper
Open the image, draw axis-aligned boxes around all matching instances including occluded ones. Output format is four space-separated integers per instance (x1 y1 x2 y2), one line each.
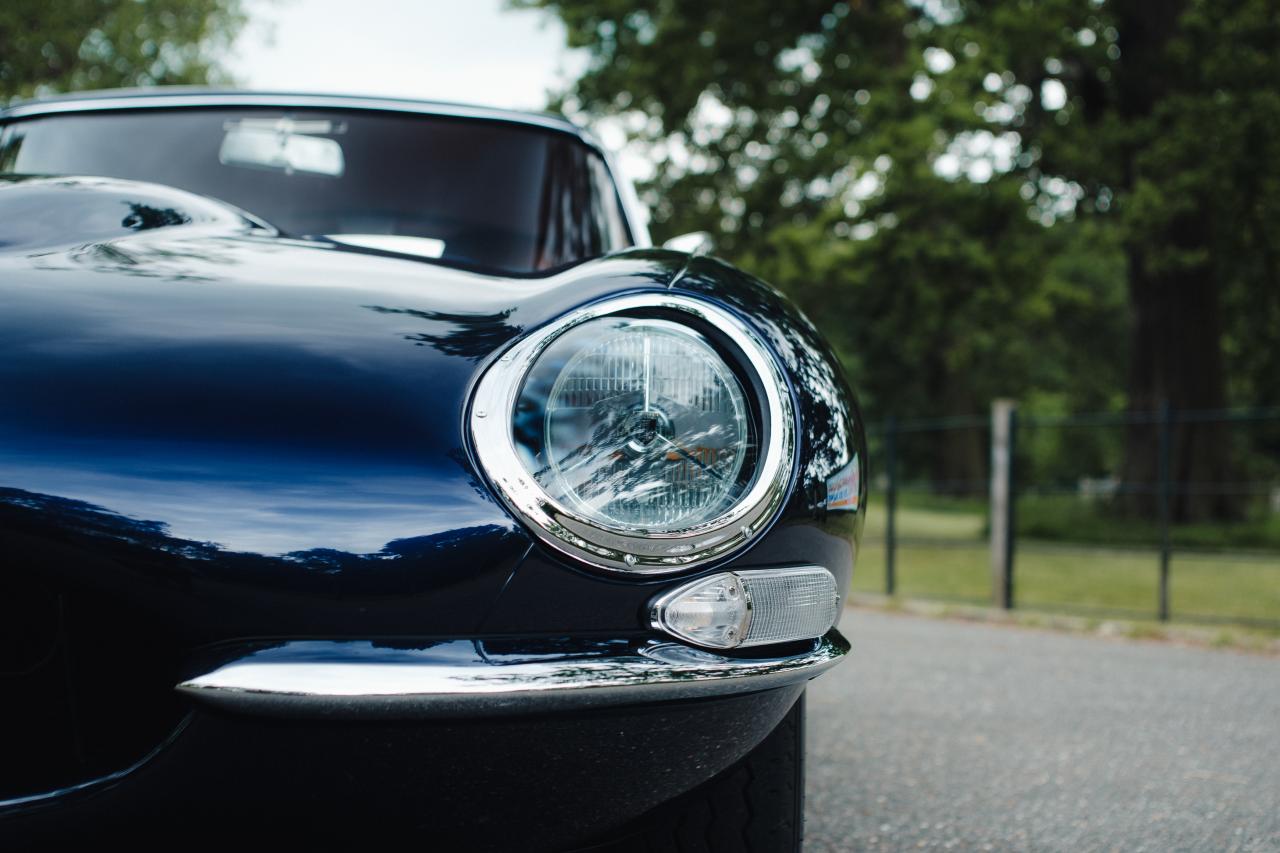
5 679 818 849
5 631 847 848
178 629 849 718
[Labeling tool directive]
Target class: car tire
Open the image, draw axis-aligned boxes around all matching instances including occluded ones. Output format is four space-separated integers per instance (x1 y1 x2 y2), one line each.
586 691 806 853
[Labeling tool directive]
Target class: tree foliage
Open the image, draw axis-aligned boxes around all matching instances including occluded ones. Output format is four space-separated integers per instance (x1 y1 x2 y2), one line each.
953 0 1280 518
0 0 247 102
512 0 1129 411
517 0 1279 517
514 0 1123 485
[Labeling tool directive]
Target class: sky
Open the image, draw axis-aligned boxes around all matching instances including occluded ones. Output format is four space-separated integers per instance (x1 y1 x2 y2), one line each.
231 0 585 111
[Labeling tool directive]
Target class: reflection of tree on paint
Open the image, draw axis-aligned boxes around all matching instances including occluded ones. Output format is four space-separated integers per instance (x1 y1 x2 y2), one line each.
364 305 521 361
121 203 190 231
0 486 523 595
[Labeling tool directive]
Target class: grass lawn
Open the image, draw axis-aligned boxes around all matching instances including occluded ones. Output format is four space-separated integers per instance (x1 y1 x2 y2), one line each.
853 504 1280 625
862 503 985 540
864 490 1280 550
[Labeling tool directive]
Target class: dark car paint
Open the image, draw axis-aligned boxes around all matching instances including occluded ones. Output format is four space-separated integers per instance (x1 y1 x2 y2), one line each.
0 171 865 838
2 685 804 851
0 175 864 638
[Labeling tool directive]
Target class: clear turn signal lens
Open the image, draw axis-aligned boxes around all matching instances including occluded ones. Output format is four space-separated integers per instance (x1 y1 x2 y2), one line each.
651 573 750 649
651 566 839 650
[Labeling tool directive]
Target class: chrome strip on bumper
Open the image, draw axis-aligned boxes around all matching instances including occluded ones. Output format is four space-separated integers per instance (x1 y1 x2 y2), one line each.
176 630 849 718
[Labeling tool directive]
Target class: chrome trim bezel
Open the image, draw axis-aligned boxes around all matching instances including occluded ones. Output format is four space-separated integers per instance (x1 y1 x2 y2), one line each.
175 631 848 718
469 293 796 574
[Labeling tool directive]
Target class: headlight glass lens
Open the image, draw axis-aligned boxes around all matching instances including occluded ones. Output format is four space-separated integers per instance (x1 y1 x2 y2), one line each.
512 316 757 532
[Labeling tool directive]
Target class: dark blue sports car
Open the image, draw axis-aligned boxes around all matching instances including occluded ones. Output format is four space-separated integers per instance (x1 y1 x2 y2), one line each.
0 89 865 850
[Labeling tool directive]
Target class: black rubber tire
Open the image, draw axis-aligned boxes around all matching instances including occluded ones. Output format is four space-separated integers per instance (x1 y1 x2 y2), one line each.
586 691 806 853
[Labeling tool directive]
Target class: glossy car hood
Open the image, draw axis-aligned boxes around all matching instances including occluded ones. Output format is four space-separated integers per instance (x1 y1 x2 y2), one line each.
0 176 687 636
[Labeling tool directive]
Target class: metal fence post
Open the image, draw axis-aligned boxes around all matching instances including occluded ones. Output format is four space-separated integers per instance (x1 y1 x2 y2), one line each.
990 400 1017 609
885 416 898 597
1007 408 1018 610
1157 400 1173 621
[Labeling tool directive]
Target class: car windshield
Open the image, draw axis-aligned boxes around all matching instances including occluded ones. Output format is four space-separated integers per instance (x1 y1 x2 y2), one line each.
0 107 633 274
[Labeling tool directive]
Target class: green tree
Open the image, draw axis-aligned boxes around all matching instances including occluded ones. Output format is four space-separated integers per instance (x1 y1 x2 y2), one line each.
515 0 1125 489
0 0 247 102
947 0 1280 519
521 0 1278 518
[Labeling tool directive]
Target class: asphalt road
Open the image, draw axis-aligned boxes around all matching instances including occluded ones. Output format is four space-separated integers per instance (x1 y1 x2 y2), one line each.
804 610 1280 852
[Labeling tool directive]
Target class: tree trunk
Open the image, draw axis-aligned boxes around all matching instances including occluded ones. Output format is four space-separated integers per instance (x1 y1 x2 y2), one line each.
931 378 985 498
1121 253 1238 522
1112 0 1239 522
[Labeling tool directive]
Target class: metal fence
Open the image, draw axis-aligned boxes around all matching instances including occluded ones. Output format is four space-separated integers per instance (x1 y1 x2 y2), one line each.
862 404 1280 628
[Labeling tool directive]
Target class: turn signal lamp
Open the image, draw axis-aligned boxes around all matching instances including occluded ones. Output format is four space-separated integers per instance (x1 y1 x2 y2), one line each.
650 567 839 649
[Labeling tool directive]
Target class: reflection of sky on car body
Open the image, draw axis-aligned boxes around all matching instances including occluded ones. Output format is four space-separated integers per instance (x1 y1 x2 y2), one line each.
0 451 502 555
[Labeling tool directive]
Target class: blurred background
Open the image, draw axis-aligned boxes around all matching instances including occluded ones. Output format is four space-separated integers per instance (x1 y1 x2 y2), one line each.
3 0 1278 633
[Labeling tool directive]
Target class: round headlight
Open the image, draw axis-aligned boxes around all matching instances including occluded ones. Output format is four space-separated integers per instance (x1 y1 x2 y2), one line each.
470 294 794 573
529 318 750 530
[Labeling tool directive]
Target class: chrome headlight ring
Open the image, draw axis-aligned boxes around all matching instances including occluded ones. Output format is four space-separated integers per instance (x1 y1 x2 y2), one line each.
469 293 796 574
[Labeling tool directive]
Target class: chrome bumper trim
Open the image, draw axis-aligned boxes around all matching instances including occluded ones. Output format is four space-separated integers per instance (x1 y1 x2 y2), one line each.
176 630 848 718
